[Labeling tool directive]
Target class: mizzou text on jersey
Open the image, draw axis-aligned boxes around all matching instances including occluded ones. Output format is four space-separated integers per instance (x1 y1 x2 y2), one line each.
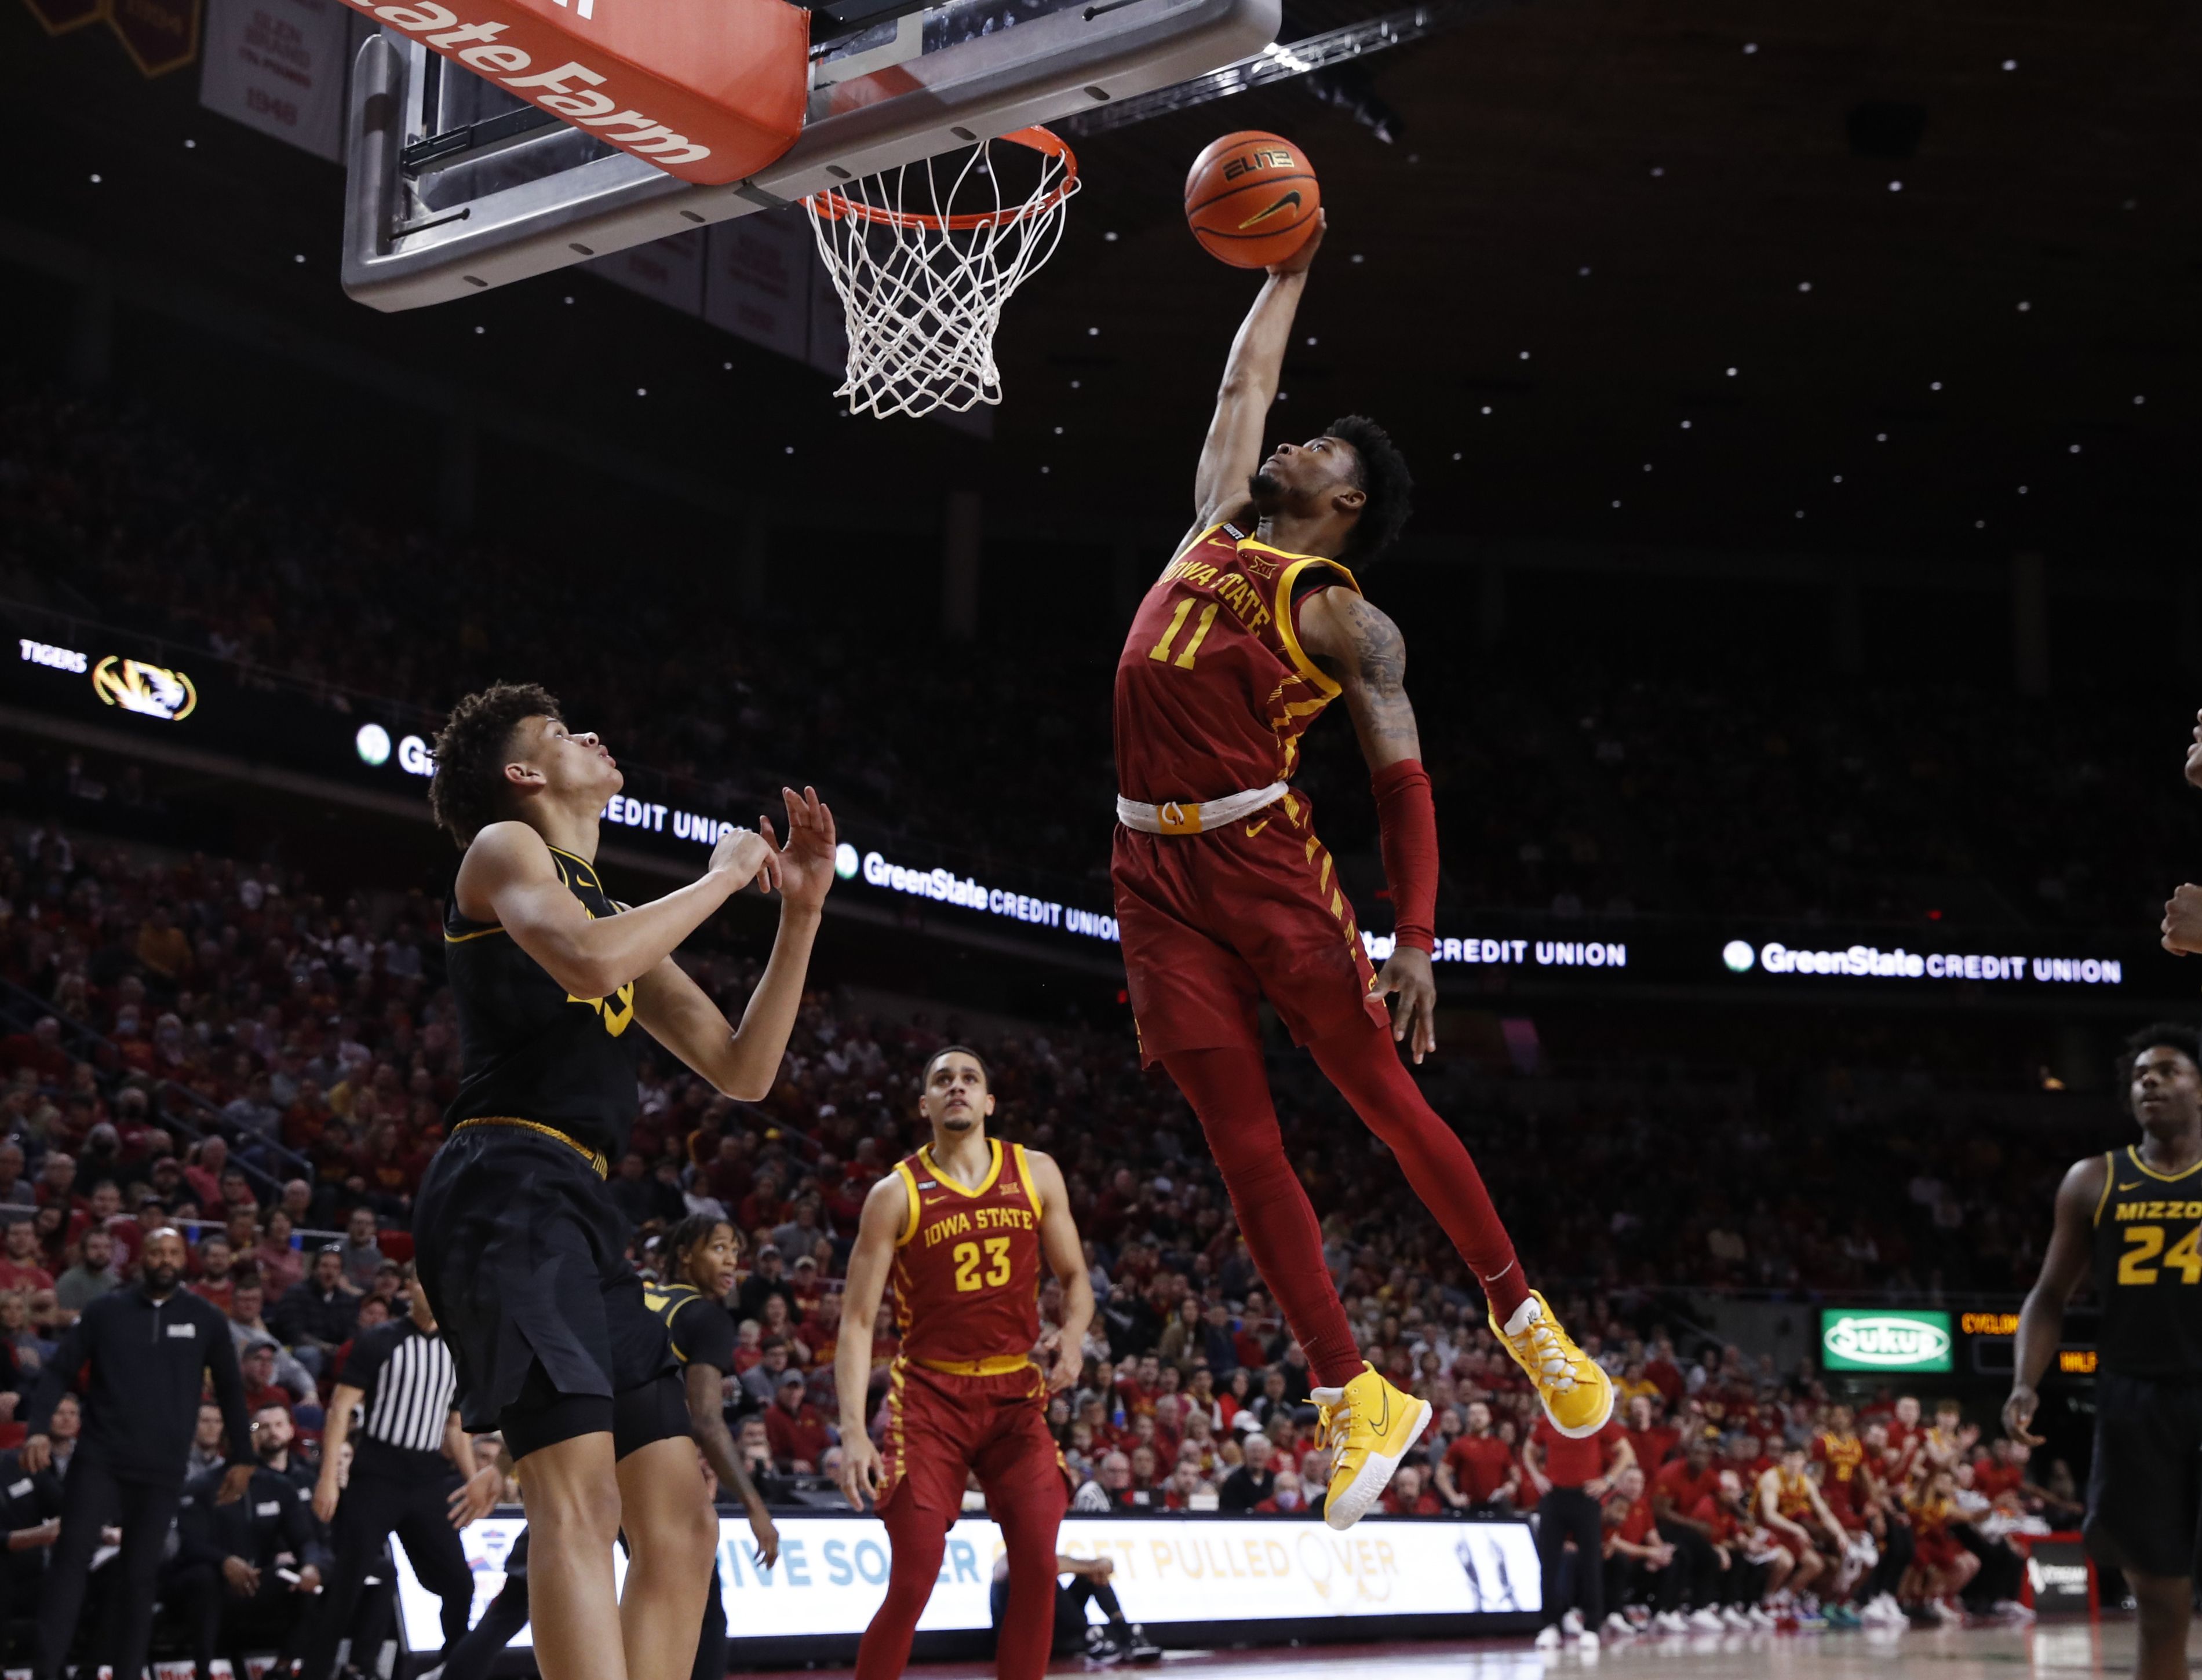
1110 525 1388 1065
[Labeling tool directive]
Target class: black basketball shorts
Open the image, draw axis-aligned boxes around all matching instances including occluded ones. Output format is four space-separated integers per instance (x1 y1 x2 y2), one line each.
414 1124 684 1462
2084 1370 2202 1580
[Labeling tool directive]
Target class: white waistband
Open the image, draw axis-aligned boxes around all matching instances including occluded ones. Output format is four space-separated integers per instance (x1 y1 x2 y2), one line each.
1116 783 1288 837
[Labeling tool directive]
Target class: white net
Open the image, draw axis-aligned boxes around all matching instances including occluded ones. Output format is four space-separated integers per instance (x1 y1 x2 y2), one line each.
804 127 1079 419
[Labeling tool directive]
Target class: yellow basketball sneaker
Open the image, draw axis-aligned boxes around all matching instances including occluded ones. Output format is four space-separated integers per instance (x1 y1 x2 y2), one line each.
1490 1289 1614 1438
1310 1364 1431 1531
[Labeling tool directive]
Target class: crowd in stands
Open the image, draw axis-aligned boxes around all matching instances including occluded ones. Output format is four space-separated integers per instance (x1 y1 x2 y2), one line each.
0 783 2131 1657
6 379 2201 933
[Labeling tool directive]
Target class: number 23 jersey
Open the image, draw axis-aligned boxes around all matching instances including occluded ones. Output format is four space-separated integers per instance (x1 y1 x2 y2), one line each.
2092 1144 2202 1378
889 1140 1044 1368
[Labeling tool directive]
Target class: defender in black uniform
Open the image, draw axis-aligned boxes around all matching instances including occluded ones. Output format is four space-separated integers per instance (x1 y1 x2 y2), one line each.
646 1214 783 1680
2008 1022 2202 1680
418 682 836 1680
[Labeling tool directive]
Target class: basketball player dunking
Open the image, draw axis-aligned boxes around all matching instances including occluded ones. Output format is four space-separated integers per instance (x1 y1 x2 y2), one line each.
2007 1024 2202 1680
415 682 836 1680
836 1049 1094 1680
1111 214 1610 1528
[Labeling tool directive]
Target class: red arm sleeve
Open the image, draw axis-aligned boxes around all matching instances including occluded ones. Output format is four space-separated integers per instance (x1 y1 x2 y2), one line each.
1370 758 1438 953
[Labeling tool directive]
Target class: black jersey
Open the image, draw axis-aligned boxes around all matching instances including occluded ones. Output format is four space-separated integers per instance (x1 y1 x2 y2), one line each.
444 842 643 1161
2091 1144 2202 1379
642 1280 737 1373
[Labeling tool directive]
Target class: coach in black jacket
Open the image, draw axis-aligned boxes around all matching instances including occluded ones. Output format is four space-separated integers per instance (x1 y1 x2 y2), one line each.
21 1226 254 1680
167 1404 330 1680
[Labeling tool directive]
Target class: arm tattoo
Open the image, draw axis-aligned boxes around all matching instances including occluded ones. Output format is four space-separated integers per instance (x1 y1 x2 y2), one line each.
1340 596 1419 755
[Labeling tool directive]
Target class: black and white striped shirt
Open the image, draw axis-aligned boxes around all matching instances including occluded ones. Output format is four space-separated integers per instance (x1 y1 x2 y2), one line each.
338 1321 457 1457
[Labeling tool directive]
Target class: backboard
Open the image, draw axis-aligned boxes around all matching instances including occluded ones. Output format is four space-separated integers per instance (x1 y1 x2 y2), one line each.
341 0 1278 310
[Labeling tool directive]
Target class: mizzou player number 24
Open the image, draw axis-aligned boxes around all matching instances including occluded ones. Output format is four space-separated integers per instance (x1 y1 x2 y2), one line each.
2008 1024 2202 1680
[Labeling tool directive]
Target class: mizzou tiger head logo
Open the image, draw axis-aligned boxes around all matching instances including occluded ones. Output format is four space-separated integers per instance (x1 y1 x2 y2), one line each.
92 656 196 721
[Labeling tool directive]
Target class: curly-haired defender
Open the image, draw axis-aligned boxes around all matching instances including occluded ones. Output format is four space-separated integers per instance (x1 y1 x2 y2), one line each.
409 680 841 1680
1108 209 1612 1537
428 680 565 846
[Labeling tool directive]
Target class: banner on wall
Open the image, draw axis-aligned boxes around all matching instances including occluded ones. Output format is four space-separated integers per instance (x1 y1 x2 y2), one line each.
704 209 812 360
591 229 708 316
199 0 352 159
107 0 199 72
392 1513 1540 1652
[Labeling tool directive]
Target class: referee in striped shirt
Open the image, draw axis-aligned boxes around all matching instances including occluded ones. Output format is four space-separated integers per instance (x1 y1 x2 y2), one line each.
297 1267 501 1680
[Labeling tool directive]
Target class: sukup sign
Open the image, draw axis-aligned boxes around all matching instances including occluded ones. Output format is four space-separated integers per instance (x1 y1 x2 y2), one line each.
1820 1310 1953 1373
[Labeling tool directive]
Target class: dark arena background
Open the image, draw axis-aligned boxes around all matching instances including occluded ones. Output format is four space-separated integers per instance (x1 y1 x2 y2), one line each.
2 0 2201 1674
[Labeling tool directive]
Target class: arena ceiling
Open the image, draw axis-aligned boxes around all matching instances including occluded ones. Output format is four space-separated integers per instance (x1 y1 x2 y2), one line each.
2 0 2197 562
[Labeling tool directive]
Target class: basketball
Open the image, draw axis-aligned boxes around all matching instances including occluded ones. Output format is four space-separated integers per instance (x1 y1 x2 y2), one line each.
1183 130 1321 269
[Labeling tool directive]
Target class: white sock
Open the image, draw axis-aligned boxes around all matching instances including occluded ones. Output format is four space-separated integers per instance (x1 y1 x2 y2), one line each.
1503 1297 1541 1338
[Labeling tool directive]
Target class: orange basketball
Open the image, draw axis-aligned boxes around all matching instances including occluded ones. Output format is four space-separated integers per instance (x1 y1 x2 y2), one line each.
1183 131 1321 269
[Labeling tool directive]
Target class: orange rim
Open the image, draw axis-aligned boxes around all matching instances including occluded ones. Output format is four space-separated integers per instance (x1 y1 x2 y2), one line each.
808 127 1078 231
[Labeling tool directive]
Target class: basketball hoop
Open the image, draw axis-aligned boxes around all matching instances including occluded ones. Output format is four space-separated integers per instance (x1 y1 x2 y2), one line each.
805 127 1079 419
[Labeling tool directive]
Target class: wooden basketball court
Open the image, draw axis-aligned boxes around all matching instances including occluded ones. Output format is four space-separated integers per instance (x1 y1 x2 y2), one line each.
816 1622 2166 1680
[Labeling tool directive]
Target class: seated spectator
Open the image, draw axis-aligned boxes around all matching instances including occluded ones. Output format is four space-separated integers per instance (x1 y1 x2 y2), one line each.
186 1401 231 1482
338 1207 381 1291
54 1226 121 1318
736 1244 796 1325
1217 1434 1275 1514
1381 1464 1442 1515
239 1342 292 1415
183 1137 229 1211
1161 1460 1213 1510
191 1235 239 1309
0 1144 31 1211
253 1210 304 1296
0 1221 52 1297
1249 1468 1305 1514
763 1370 832 1473
1603 1465 1684 1633
270 1246 359 1374
1074 1451 1136 1513
742 1338 794 1407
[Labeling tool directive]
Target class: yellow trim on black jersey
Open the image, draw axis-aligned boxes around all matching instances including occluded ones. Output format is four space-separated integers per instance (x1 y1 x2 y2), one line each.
546 845 605 890
920 1138 1004 1200
444 923 508 944
2094 1151 2116 1226
893 1162 923 1247
1011 1142 1042 1218
2127 1143 2202 1184
641 1281 704 1363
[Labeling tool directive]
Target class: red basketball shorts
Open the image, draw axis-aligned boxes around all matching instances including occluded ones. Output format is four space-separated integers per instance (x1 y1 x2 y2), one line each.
1111 790 1388 1067
877 1360 1068 1517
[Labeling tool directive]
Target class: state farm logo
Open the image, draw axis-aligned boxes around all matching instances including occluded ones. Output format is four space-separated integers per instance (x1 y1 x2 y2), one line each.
92 656 197 721
345 0 711 168
1821 1314 1950 1368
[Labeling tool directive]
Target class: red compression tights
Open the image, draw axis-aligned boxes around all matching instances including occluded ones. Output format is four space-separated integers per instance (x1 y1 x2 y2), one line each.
1163 1020 1529 1389
855 1485 1061 1680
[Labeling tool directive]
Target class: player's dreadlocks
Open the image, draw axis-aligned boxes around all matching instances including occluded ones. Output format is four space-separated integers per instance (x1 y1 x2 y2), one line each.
428 680 563 848
1325 414 1414 565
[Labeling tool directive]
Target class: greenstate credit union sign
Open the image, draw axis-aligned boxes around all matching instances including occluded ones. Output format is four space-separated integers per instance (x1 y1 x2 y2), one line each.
1820 1310 1954 1373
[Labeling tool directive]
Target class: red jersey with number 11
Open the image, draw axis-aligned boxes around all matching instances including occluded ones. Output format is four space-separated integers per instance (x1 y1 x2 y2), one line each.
889 1139 1044 1369
1114 523 1361 805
